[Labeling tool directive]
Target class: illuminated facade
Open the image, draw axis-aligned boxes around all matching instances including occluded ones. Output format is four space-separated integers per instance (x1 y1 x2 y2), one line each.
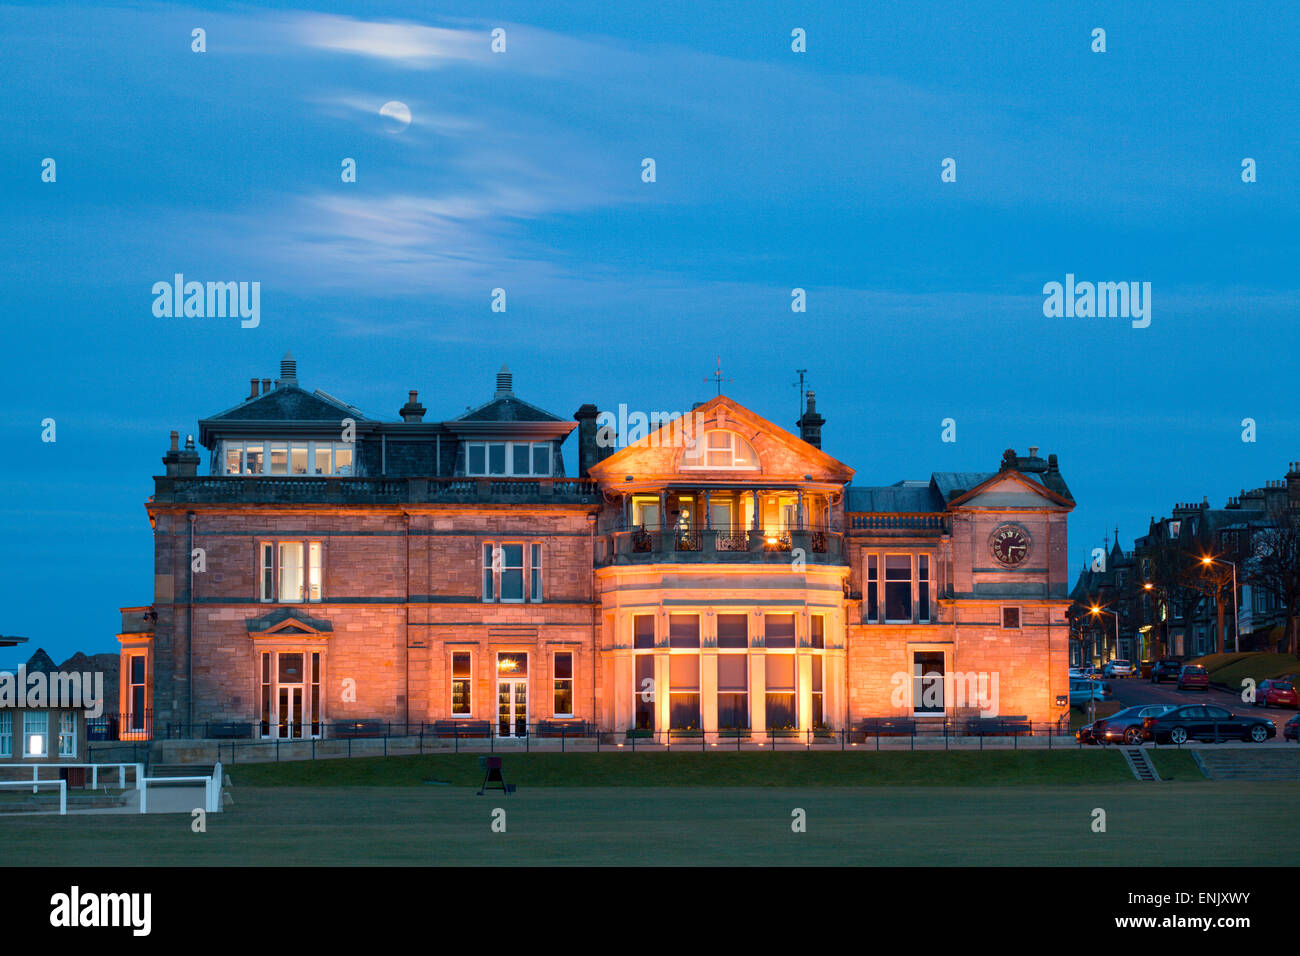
120 355 1075 740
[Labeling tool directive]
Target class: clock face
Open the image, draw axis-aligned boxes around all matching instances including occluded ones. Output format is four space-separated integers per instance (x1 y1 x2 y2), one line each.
990 525 1031 567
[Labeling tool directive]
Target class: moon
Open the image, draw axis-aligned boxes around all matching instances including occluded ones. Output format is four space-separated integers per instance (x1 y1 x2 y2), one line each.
379 101 411 133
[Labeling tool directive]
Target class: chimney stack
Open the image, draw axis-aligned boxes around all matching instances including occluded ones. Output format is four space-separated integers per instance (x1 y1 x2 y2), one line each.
261 378 271 395
797 391 825 449
162 430 200 477
399 390 426 423
574 404 601 477
249 378 260 400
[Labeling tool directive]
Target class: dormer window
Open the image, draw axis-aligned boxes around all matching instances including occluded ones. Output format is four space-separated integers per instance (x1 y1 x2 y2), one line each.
465 441 551 477
680 430 759 470
222 440 354 476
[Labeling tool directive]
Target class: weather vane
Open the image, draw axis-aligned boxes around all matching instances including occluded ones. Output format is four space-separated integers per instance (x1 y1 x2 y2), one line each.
705 356 732 396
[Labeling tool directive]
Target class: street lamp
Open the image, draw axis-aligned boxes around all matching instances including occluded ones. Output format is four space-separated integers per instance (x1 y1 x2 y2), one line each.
1088 604 1119 726
1200 555 1239 654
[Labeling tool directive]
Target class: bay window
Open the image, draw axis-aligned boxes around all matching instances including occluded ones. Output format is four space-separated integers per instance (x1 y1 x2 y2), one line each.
222 440 355 476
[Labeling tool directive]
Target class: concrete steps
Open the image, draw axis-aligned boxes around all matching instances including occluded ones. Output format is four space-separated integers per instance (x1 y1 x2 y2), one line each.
1121 747 1160 781
1192 749 1300 780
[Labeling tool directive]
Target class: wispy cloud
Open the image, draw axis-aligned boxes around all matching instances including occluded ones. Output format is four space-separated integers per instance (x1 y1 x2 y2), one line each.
288 13 491 68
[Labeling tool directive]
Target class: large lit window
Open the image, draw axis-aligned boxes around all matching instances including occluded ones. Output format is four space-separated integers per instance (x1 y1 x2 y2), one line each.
864 553 933 624
451 652 472 715
669 654 701 730
222 440 354 476
634 655 655 730
718 654 748 730
669 614 700 648
127 656 147 731
553 652 574 717
681 430 759 470
465 441 552 477
259 541 323 603
24 712 48 757
765 656 797 730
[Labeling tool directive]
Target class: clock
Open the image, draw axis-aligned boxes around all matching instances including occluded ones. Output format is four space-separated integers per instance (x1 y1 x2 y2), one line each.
989 525 1031 567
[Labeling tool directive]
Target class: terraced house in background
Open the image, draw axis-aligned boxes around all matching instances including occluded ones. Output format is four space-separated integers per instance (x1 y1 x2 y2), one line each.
117 353 1076 742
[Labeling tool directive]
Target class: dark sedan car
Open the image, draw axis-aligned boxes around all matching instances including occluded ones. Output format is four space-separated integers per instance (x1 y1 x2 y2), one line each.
1177 664 1211 691
1077 704 1176 745
1141 704 1275 744
1150 659 1182 683
1285 714 1298 742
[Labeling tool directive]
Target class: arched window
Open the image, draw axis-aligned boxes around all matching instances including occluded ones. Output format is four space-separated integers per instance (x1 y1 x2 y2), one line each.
681 430 759 469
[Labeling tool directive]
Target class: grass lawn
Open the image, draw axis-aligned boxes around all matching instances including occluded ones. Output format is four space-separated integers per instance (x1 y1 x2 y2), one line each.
2 779 1293 866
1202 653 1300 690
225 750 1140 788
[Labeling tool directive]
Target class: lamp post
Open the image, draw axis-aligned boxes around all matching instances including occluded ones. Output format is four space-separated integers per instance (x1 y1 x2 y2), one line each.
1201 556 1239 654
1088 604 1119 726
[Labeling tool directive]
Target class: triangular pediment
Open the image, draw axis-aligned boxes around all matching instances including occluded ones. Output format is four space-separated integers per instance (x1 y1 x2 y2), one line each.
587 395 853 487
245 607 333 639
947 471 1073 510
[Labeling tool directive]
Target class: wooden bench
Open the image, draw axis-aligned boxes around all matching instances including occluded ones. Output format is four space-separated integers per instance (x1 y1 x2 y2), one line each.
331 719 388 739
534 720 590 738
431 719 492 739
207 721 252 739
859 717 917 737
964 715 1032 737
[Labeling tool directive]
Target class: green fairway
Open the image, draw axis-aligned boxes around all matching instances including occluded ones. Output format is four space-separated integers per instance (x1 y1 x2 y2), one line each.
225 750 1147 788
1 782 1294 866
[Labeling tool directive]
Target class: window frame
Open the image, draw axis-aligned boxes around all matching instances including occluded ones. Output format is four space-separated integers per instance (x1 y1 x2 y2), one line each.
464 441 553 477
222 439 356 476
258 539 325 604
0 711 11 758
451 650 473 716
58 712 76 758
553 651 574 718
24 712 48 758
1001 606 1021 630
482 541 528 604
680 429 760 471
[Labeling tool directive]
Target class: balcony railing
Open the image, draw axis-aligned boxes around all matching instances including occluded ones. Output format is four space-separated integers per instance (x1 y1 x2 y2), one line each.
603 527 845 565
848 513 949 533
153 475 601 506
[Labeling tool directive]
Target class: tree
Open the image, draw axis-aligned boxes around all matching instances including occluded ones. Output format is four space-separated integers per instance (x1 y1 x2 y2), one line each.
1245 515 1300 655
1141 533 1232 655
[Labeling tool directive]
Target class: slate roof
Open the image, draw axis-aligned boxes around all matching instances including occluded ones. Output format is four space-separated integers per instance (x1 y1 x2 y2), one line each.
23 648 58 674
203 385 371 424
846 482 945 513
455 394 567 423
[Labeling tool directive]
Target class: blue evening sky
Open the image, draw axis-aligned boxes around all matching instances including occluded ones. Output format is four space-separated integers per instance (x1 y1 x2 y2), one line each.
3 0 1298 664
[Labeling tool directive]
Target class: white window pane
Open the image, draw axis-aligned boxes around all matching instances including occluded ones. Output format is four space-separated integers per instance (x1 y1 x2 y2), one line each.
291 444 309 475
270 443 288 475
468 444 485 475
245 443 264 474
335 446 353 476
279 543 304 602
532 444 550 475
488 443 506 475
225 444 242 475
308 542 322 601
512 444 530 475
314 445 331 475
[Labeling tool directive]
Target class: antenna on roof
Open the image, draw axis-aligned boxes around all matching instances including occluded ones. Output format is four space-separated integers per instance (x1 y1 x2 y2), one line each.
793 369 808 420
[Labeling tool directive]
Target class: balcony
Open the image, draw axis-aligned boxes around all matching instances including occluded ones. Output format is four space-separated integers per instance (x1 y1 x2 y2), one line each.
152 475 602 506
848 513 949 534
602 527 845 566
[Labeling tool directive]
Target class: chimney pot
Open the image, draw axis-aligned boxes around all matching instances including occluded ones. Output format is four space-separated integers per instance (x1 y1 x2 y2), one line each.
169 430 179 452
262 378 271 394
249 378 259 400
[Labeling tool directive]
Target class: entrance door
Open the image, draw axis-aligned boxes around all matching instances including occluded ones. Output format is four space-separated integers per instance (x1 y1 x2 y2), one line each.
497 680 527 737
913 652 945 715
278 686 304 739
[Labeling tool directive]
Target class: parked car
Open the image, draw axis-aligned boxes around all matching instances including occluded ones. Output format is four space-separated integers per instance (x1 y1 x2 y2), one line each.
1069 678 1112 708
1285 714 1298 741
1077 704 1177 745
1256 679 1299 709
1150 659 1182 683
1177 664 1211 691
1141 704 1275 744
1103 659 1136 679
